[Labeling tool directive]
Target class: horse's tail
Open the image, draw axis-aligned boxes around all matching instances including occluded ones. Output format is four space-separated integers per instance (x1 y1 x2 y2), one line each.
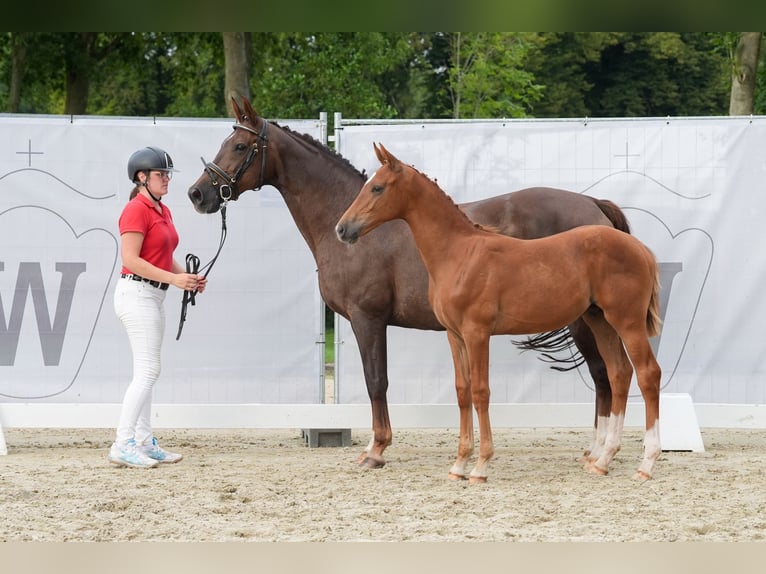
646 263 663 338
512 327 585 371
594 198 631 234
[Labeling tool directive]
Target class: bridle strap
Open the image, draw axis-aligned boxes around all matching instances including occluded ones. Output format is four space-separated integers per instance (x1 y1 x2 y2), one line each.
201 120 269 202
176 204 228 340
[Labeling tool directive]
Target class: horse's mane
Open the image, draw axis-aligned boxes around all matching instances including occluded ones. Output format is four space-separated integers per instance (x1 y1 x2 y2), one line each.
267 120 368 179
410 164 500 234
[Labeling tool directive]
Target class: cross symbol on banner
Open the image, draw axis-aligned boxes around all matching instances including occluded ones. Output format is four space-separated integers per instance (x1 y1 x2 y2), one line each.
16 139 44 166
614 141 641 169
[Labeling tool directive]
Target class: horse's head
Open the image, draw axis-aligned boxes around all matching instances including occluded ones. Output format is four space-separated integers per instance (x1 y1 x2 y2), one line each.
336 143 408 244
188 97 270 214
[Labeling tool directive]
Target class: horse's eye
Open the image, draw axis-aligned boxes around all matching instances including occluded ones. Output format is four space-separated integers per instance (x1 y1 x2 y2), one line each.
235 143 247 152
371 185 384 195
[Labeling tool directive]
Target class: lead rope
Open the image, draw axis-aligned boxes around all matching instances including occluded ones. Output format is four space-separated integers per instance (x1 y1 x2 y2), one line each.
176 204 228 340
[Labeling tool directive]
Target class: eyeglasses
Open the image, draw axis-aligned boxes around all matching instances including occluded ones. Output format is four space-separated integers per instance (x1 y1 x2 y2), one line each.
151 171 173 181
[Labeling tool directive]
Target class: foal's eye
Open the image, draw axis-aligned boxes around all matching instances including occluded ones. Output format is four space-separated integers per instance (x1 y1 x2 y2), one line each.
371 185 384 195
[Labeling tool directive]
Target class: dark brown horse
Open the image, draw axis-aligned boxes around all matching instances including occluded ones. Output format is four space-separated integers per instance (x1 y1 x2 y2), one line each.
188 97 631 468
337 143 662 481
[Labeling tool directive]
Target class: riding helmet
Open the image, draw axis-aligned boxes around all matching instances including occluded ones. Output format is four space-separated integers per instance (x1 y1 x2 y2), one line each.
127 146 179 182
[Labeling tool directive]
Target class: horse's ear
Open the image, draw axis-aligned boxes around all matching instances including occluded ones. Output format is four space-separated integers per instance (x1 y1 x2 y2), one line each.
230 97 244 121
243 98 259 121
377 143 400 171
373 143 386 165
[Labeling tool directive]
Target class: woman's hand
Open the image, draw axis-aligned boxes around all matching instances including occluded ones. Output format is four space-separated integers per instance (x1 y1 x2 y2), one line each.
175 273 206 292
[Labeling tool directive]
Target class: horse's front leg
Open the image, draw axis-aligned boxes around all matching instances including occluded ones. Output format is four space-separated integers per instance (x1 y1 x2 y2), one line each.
446 331 474 480
350 316 392 468
465 331 493 484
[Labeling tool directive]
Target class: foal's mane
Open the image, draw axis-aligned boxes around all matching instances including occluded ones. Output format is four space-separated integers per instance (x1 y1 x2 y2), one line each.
408 163 499 234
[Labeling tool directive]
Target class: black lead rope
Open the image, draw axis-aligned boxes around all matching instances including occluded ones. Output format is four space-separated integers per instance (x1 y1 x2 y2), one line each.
176 204 228 340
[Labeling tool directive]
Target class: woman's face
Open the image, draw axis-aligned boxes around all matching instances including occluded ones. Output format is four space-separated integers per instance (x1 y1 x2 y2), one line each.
142 170 172 197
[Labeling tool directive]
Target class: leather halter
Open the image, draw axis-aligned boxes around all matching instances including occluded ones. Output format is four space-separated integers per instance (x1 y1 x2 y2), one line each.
200 119 269 202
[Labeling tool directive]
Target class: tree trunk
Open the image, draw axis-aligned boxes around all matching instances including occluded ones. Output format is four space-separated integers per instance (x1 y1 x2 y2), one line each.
729 32 762 115
223 32 252 117
64 33 96 115
8 33 29 112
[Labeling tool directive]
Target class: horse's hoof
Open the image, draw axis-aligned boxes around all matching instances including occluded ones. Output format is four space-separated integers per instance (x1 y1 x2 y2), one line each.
359 456 385 469
633 470 652 481
448 472 467 481
468 475 487 484
355 451 368 464
584 462 608 476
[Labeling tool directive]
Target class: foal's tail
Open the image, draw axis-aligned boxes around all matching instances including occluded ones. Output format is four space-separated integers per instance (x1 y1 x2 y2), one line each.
647 262 662 339
594 198 631 234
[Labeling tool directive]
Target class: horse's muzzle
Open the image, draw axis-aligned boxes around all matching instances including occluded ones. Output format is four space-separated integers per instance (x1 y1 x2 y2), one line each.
188 186 221 214
336 221 360 244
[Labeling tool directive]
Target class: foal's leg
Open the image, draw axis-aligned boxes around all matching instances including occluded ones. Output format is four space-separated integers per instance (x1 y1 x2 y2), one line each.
463 331 494 483
620 332 662 480
568 318 612 461
446 331 474 480
350 316 392 468
581 313 633 476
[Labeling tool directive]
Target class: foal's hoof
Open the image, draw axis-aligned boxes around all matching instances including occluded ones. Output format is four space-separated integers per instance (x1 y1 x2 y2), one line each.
633 470 652 482
579 452 595 464
584 462 608 476
468 475 487 484
448 472 467 481
358 454 385 469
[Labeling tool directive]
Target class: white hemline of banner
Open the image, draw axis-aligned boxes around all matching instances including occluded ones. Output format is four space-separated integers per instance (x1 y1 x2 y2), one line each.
4 393 766 455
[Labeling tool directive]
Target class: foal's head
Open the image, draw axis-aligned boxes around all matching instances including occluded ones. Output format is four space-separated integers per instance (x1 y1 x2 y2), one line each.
336 143 413 244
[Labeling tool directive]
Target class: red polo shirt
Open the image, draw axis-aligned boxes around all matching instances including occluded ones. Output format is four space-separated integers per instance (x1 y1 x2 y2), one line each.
118 194 179 273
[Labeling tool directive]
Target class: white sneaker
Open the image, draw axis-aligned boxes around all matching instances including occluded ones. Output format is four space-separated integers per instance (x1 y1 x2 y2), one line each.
108 439 159 469
140 437 183 464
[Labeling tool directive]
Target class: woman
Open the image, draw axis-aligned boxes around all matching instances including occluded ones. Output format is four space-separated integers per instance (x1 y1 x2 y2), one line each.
109 146 207 468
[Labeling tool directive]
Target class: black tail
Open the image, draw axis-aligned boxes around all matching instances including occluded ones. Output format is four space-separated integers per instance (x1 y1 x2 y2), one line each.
512 327 585 371
514 197 631 370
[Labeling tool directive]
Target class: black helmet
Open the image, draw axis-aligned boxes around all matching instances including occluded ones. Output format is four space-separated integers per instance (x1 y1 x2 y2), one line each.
127 146 179 183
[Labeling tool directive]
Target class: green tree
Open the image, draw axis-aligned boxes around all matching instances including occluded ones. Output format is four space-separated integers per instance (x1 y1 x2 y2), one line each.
445 32 543 119
527 33 733 118
248 33 414 119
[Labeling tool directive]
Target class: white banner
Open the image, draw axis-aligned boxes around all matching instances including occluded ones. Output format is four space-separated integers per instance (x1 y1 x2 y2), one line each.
0 115 324 405
337 116 766 407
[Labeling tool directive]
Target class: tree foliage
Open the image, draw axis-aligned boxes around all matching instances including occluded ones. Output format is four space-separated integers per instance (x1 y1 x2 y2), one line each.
0 32 762 119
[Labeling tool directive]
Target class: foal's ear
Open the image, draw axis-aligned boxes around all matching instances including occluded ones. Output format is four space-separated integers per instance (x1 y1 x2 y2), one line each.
375 143 400 171
373 142 386 165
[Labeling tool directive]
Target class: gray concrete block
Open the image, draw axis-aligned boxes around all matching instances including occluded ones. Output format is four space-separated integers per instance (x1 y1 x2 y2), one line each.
302 428 352 448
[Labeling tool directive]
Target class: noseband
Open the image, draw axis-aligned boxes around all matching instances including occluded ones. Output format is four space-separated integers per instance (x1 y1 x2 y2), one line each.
200 119 270 202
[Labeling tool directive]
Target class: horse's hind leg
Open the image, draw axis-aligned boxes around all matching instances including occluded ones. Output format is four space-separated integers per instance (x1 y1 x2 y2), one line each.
350 316 392 468
581 311 633 476
446 331 474 480
620 332 661 480
569 318 612 462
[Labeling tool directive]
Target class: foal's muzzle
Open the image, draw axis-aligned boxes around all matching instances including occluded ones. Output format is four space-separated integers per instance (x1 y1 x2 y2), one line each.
336 221 361 244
